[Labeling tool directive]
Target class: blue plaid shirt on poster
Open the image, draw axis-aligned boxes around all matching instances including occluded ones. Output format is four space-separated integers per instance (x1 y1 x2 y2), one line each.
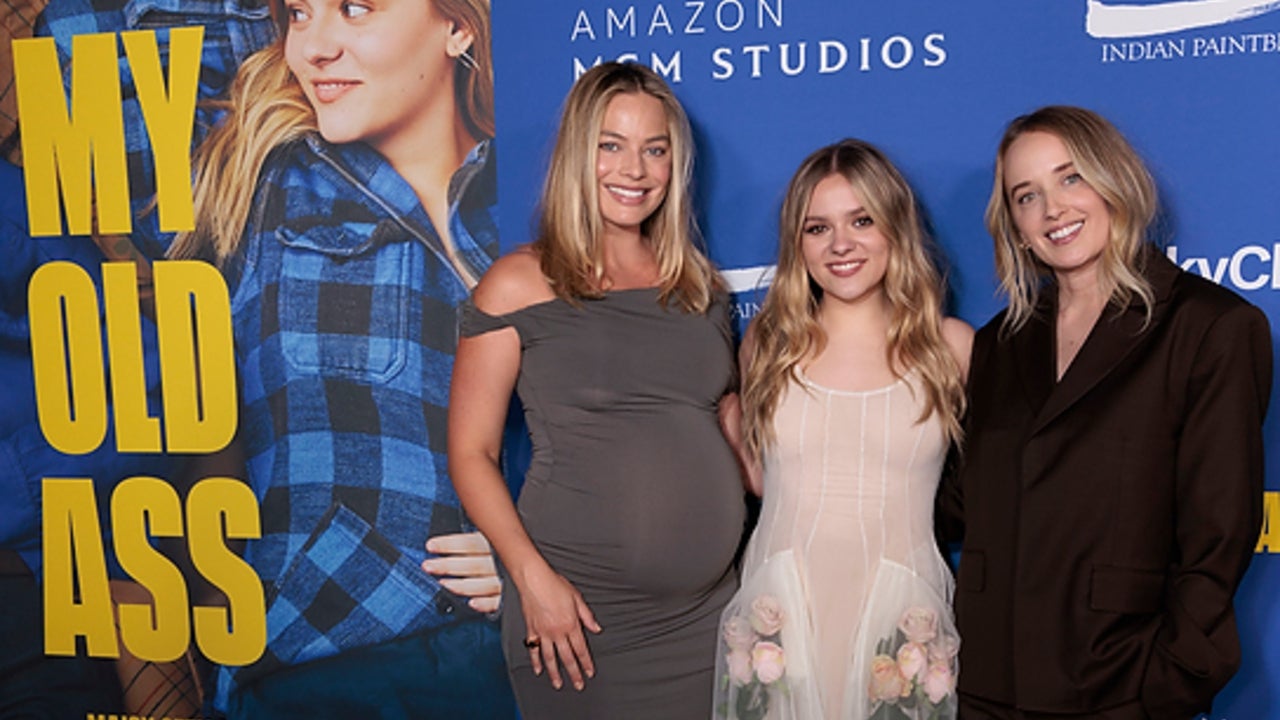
216 134 499 707
35 0 276 256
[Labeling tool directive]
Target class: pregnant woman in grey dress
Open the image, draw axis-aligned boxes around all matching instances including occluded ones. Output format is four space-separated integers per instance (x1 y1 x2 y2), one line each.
448 62 746 719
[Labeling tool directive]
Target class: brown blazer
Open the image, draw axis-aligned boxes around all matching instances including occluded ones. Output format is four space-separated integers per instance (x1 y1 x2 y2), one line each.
943 248 1271 718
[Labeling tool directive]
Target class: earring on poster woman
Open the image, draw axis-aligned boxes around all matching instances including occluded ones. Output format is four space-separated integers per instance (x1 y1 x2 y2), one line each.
444 18 477 70
456 46 478 71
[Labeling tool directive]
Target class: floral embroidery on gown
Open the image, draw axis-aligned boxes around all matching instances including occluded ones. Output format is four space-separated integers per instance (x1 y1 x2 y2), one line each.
714 373 959 720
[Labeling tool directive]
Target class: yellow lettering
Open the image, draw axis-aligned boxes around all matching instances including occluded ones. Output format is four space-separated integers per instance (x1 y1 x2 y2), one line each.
42 479 118 658
103 263 162 453
12 34 129 236
121 28 202 233
1257 491 1280 553
188 479 265 665
29 261 239 455
153 261 237 453
112 478 190 663
28 262 108 455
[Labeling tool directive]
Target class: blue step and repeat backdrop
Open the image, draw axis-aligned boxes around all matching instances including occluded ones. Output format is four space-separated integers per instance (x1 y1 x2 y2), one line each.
5 0 1277 716
490 2 1280 717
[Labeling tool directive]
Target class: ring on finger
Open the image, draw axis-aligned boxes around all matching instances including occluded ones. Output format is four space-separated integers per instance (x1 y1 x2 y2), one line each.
523 637 541 649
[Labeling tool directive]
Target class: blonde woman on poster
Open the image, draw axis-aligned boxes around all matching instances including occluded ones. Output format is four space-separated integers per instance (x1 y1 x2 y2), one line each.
449 62 745 719
717 140 971 720
169 0 516 716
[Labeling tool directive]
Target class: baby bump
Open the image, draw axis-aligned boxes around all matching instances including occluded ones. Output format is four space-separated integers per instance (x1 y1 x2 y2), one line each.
519 414 745 598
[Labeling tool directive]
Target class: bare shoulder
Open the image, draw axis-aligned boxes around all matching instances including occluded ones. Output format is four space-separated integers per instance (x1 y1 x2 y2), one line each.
941 317 975 379
472 245 556 316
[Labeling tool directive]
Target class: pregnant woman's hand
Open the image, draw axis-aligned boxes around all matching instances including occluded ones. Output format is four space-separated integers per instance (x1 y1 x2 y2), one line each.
519 563 603 691
421 531 502 613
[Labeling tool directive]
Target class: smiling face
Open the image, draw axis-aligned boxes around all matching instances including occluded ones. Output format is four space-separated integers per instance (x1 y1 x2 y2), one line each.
284 0 468 160
594 91 673 239
800 173 890 311
1003 130 1113 283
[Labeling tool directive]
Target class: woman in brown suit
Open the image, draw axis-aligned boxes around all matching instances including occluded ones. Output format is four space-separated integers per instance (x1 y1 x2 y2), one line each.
944 106 1271 719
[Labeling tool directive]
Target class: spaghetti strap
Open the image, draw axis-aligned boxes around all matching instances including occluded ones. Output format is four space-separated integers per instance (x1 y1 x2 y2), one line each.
458 297 511 337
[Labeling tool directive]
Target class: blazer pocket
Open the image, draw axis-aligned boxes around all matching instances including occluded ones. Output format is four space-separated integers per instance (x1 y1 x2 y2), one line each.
958 550 985 593
1089 565 1164 614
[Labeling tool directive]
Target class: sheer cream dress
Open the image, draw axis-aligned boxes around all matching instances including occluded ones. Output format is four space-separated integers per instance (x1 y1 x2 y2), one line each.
714 371 958 720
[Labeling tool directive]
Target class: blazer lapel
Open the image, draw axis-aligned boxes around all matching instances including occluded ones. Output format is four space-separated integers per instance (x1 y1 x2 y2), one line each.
1031 304 1149 434
1029 247 1180 435
1011 310 1055 422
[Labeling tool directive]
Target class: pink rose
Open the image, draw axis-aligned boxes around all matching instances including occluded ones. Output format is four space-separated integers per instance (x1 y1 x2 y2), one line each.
896 642 928 681
898 606 938 644
868 654 909 701
723 615 757 652
750 595 785 637
726 649 754 685
751 641 786 684
922 661 955 704
927 634 960 663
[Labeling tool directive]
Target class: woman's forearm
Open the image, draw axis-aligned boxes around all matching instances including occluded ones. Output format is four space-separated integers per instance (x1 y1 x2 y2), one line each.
450 452 549 590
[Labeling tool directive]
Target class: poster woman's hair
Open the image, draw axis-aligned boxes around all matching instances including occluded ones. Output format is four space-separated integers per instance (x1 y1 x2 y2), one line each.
741 139 965 457
985 105 1157 334
170 0 493 263
533 61 719 313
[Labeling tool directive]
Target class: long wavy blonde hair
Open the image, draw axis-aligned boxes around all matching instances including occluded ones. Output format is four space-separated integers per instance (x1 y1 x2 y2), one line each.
168 0 494 264
741 139 965 457
533 62 718 313
985 105 1157 335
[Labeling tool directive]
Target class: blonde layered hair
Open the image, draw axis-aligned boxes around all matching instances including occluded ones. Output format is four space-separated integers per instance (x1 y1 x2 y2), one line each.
985 105 1157 334
741 139 965 457
533 62 718 313
169 0 494 264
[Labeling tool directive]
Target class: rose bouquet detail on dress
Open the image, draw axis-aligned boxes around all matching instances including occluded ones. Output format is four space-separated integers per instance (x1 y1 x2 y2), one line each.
866 606 958 720
718 595 788 720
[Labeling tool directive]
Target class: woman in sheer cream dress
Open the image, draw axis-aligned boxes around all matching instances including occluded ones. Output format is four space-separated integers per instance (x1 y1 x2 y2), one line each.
716 139 971 720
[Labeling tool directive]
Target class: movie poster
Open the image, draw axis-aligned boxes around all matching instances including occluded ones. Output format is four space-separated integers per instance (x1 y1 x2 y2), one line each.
2 0 516 717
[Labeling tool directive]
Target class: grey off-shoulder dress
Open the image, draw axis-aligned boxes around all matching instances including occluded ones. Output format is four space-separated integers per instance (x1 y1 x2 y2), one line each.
460 288 746 720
